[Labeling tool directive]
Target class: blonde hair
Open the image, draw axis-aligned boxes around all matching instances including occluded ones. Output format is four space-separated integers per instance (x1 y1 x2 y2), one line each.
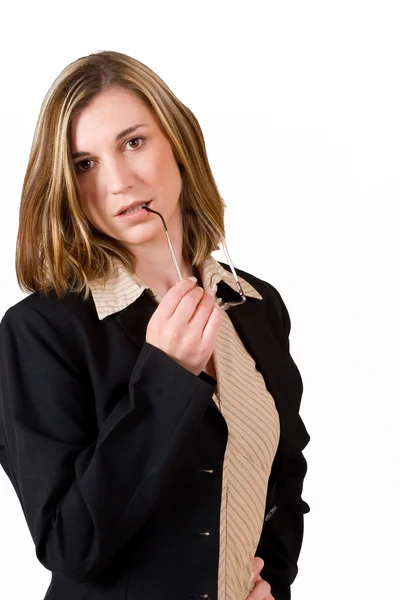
16 50 226 298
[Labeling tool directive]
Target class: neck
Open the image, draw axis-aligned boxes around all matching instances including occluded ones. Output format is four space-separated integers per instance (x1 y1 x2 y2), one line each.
125 205 198 298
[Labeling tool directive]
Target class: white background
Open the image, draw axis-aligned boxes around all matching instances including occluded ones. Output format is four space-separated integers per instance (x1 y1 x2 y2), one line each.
1 1 399 598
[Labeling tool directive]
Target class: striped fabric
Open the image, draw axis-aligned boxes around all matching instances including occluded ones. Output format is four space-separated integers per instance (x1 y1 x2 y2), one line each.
213 308 280 599
88 255 280 600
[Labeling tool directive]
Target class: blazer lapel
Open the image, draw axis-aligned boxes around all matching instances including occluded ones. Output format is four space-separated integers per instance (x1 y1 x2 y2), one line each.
222 286 301 475
115 288 157 350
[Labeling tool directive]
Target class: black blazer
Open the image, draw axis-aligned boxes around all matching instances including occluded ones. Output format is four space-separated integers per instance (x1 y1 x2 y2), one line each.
0 261 310 600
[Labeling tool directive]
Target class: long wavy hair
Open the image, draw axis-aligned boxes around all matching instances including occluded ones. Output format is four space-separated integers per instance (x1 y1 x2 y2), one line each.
16 50 226 299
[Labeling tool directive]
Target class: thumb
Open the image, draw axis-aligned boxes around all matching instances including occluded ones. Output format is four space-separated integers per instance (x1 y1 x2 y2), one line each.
251 556 264 580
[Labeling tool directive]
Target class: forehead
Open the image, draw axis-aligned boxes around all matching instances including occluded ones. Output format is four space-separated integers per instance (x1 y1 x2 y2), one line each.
70 87 153 145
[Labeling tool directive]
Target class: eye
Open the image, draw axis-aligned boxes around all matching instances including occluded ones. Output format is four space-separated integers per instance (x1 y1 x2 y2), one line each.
125 136 144 150
74 159 93 173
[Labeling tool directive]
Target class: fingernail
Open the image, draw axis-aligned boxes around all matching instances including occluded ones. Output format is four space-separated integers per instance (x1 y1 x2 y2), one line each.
188 276 197 282
250 572 255 582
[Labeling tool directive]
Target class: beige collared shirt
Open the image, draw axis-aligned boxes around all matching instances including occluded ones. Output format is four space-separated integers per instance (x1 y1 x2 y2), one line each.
89 255 280 600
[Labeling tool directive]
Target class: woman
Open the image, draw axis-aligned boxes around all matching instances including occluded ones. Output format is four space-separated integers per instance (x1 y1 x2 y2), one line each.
0 50 310 600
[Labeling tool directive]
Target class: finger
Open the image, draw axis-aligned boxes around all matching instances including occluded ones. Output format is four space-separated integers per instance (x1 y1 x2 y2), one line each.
252 575 270 591
157 278 200 319
254 575 270 591
171 285 205 324
247 579 273 600
188 289 216 332
201 304 222 346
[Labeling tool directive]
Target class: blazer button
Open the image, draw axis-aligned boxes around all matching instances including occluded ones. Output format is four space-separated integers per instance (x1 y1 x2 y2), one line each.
265 505 277 522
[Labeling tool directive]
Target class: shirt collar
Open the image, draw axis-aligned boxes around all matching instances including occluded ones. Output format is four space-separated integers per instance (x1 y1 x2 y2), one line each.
88 254 262 320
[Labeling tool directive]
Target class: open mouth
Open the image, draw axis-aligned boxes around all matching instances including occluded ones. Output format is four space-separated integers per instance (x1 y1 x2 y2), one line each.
117 200 152 216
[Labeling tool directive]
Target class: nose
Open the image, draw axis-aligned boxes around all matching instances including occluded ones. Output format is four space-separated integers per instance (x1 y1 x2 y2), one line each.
105 155 134 195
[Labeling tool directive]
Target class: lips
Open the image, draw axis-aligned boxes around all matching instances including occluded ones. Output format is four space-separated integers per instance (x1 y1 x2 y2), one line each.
115 200 151 216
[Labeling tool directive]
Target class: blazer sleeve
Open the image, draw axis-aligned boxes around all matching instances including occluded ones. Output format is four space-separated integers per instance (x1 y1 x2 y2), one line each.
255 284 310 600
0 302 216 583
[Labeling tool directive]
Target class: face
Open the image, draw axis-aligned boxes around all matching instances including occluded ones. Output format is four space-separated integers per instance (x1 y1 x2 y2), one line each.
70 86 183 251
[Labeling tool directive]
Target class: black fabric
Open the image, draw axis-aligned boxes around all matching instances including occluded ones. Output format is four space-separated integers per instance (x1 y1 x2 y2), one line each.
0 262 310 599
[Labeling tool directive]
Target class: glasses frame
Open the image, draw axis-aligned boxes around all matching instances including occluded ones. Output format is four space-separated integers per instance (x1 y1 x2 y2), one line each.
143 205 247 311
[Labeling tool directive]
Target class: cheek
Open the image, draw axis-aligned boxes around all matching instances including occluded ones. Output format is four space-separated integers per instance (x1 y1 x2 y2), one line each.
81 203 111 237
153 156 182 199
147 144 180 183
82 202 96 224
139 156 163 183
78 187 103 227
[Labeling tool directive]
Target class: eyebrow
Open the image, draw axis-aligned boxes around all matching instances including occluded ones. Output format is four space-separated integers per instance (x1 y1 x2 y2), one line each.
72 124 147 159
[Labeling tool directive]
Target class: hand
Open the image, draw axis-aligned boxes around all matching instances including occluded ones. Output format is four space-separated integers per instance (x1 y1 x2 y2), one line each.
245 557 275 600
146 277 223 376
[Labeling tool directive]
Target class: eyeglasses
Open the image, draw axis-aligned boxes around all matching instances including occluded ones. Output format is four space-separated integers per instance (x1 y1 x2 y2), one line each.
143 205 247 311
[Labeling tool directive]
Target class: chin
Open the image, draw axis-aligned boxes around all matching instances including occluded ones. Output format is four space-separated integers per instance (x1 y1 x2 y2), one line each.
118 225 161 246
